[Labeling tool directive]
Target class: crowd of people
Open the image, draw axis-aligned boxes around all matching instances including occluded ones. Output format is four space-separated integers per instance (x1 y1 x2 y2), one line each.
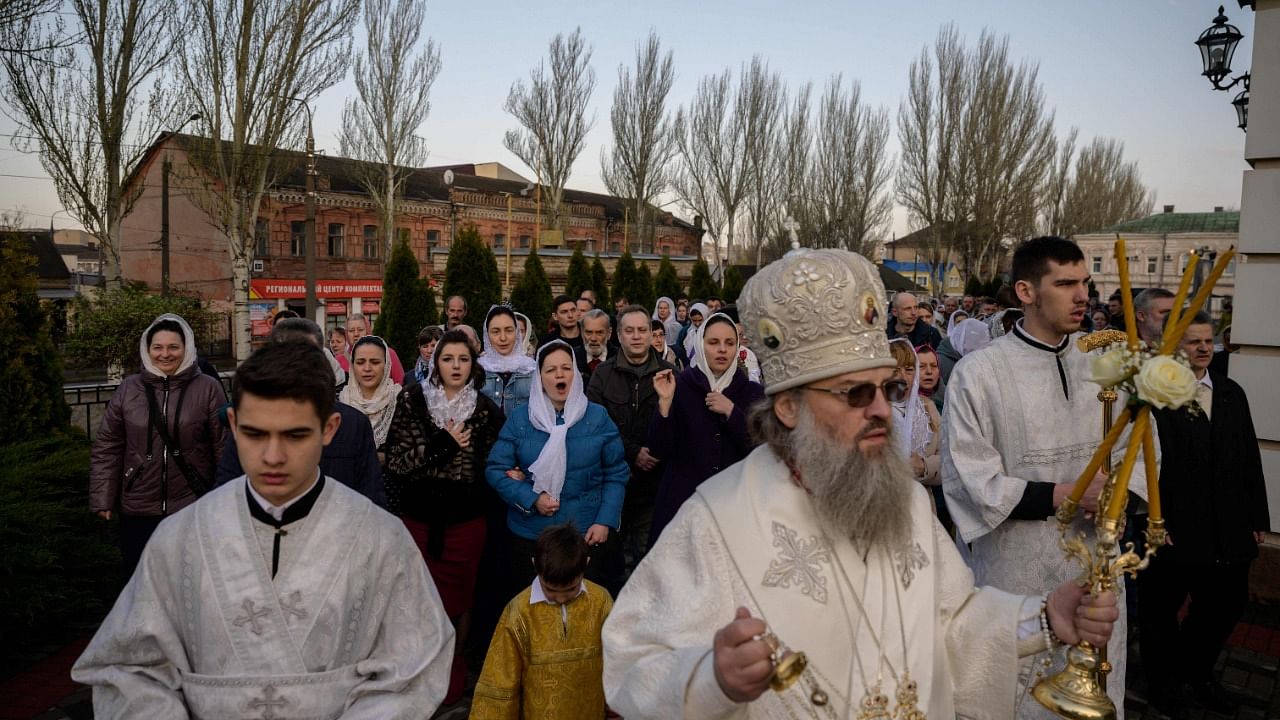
76 236 1264 720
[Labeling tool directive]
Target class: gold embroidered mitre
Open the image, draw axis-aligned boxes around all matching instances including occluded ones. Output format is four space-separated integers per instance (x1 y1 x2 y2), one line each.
738 248 895 395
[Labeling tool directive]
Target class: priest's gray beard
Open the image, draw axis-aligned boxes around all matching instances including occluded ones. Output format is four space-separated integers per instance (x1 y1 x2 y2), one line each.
793 406 914 550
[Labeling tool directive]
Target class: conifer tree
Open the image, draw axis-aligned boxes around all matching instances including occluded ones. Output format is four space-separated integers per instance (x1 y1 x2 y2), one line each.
441 225 502 326
590 253 611 309
612 251 640 307
688 258 720 301
721 265 745 304
631 262 656 312
509 248 553 337
565 246 592 298
653 254 682 301
0 233 69 443
374 237 436 363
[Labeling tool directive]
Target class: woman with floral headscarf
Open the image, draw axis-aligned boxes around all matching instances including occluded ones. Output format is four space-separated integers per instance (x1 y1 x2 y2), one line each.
647 312 764 546
339 336 402 460
486 340 630 593
384 329 504 705
479 305 537 415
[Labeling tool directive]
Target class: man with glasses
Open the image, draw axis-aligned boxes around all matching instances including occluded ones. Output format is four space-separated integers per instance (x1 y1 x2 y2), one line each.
602 247 1119 719
941 236 1148 717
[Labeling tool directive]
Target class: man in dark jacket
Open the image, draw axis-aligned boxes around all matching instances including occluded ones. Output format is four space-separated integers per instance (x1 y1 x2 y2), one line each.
1139 312 1269 718
886 291 942 350
214 319 385 507
586 305 674 581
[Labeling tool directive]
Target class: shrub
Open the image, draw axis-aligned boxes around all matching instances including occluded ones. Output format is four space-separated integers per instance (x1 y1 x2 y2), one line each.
590 254 611 310
565 246 592 299
631 262 656 313
509 249 553 337
721 266 745 304
653 255 682 301
65 282 216 377
612 251 640 307
0 234 69 443
688 258 719 301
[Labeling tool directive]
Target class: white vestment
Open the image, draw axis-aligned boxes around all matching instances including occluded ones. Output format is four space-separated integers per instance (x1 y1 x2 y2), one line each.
941 329 1152 718
73 477 454 719
603 445 1050 720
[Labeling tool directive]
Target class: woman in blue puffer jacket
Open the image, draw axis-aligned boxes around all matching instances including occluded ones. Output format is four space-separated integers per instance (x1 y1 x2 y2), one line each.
486 340 629 594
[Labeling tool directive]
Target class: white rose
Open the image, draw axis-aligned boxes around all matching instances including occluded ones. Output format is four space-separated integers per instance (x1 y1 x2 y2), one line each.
1090 346 1131 388
1135 355 1198 409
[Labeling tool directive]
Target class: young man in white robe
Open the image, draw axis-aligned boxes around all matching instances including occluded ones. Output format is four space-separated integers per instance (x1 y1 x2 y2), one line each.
941 235 1151 718
73 340 454 719
602 247 1120 719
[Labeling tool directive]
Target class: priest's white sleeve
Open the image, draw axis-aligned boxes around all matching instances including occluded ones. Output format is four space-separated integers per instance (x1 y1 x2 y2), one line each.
341 516 455 719
941 357 1038 543
603 497 746 720
71 535 192 719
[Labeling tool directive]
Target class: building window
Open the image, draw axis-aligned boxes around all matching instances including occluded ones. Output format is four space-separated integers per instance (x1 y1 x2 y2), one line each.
1146 256 1157 274
363 225 379 259
427 229 440 247
255 218 270 257
290 221 306 257
327 223 345 257
1091 256 1102 273
494 233 505 248
519 235 531 248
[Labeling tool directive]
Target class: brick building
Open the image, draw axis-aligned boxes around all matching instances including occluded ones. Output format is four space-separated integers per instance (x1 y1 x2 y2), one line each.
119 133 703 337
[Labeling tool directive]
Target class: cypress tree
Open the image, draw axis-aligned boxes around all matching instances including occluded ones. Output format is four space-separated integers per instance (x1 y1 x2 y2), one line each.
0 233 69 443
688 258 720 301
374 237 436 363
612 251 640 307
631 262 656 313
509 248 553 337
565 246 592 298
653 254 682 301
590 254 611 310
721 265 745 304
441 225 502 327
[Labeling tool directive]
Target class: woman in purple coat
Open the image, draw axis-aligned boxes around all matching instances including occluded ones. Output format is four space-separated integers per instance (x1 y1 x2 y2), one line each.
646 312 764 547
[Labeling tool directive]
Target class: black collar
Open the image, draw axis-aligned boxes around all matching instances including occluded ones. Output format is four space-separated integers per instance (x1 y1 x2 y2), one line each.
245 474 326 529
1012 320 1070 355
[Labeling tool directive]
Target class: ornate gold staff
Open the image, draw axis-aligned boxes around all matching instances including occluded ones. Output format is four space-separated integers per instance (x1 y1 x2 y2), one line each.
1034 241 1234 719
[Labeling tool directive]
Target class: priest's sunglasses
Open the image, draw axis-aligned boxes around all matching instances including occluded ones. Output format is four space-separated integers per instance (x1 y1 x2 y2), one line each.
805 379 909 408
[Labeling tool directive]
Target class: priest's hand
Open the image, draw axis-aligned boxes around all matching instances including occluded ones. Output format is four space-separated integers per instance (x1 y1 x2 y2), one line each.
713 607 774 703
1047 583 1118 649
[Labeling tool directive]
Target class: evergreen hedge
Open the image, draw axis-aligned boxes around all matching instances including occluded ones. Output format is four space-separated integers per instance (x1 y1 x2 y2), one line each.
590 254 611 310
0 234 69 444
565 247 592 299
722 266 745 304
510 249 553 337
441 225 502 327
65 283 217 378
632 262 656 313
612 251 640 307
688 258 720 301
654 255 682 301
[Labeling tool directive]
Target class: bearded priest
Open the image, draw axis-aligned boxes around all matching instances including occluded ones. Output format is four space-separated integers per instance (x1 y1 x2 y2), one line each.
601 247 1119 719
73 341 454 718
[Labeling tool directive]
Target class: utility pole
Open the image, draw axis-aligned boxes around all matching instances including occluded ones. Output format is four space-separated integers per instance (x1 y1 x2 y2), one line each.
501 192 514 296
284 97 319 320
160 114 200 296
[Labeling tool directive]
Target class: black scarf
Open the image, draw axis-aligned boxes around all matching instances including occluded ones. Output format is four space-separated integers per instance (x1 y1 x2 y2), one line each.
245 475 326 578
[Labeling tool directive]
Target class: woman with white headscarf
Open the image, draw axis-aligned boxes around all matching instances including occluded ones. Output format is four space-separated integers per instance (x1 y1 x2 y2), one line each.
647 312 765 546
950 317 993 358
936 308 970 387
515 311 537 357
486 340 630 593
339 335 402 455
652 296 682 343
888 339 941 486
478 305 537 415
677 302 709 366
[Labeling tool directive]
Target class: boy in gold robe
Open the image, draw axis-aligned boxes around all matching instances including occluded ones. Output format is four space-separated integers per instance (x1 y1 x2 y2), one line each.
472 523 613 719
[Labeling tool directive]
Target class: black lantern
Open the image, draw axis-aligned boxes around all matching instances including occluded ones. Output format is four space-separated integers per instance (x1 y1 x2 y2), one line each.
1195 6 1244 88
1232 80 1249 131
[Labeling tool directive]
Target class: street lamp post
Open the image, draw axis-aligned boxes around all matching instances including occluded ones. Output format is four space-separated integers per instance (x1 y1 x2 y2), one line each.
500 191 514 296
283 97 318 319
1195 5 1252 130
161 113 201 296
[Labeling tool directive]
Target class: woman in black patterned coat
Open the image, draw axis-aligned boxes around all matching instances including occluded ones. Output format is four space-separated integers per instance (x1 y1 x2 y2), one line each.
384 329 504 705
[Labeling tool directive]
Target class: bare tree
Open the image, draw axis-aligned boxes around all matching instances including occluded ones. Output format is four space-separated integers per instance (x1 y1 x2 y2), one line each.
177 0 359 360
339 0 440 263
0 0 59 54
896 24 966 292
1 0 178 287
752 83 813 265
0 207 28 230
1057 137 1154 237
504 28 595 235
737 57 785 267
951 30 1056 281
671 70 736 268
600 30 675 254
1041 127 1079 236
806 75 893 258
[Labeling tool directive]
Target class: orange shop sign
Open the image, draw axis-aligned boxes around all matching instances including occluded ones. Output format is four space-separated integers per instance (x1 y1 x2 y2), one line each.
250 279 383 299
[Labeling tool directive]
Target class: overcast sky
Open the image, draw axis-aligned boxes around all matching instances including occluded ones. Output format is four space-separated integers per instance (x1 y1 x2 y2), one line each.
0 0 1253 237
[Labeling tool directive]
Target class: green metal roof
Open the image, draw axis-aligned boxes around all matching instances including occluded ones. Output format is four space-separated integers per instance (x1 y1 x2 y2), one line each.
1099 211 1239 235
